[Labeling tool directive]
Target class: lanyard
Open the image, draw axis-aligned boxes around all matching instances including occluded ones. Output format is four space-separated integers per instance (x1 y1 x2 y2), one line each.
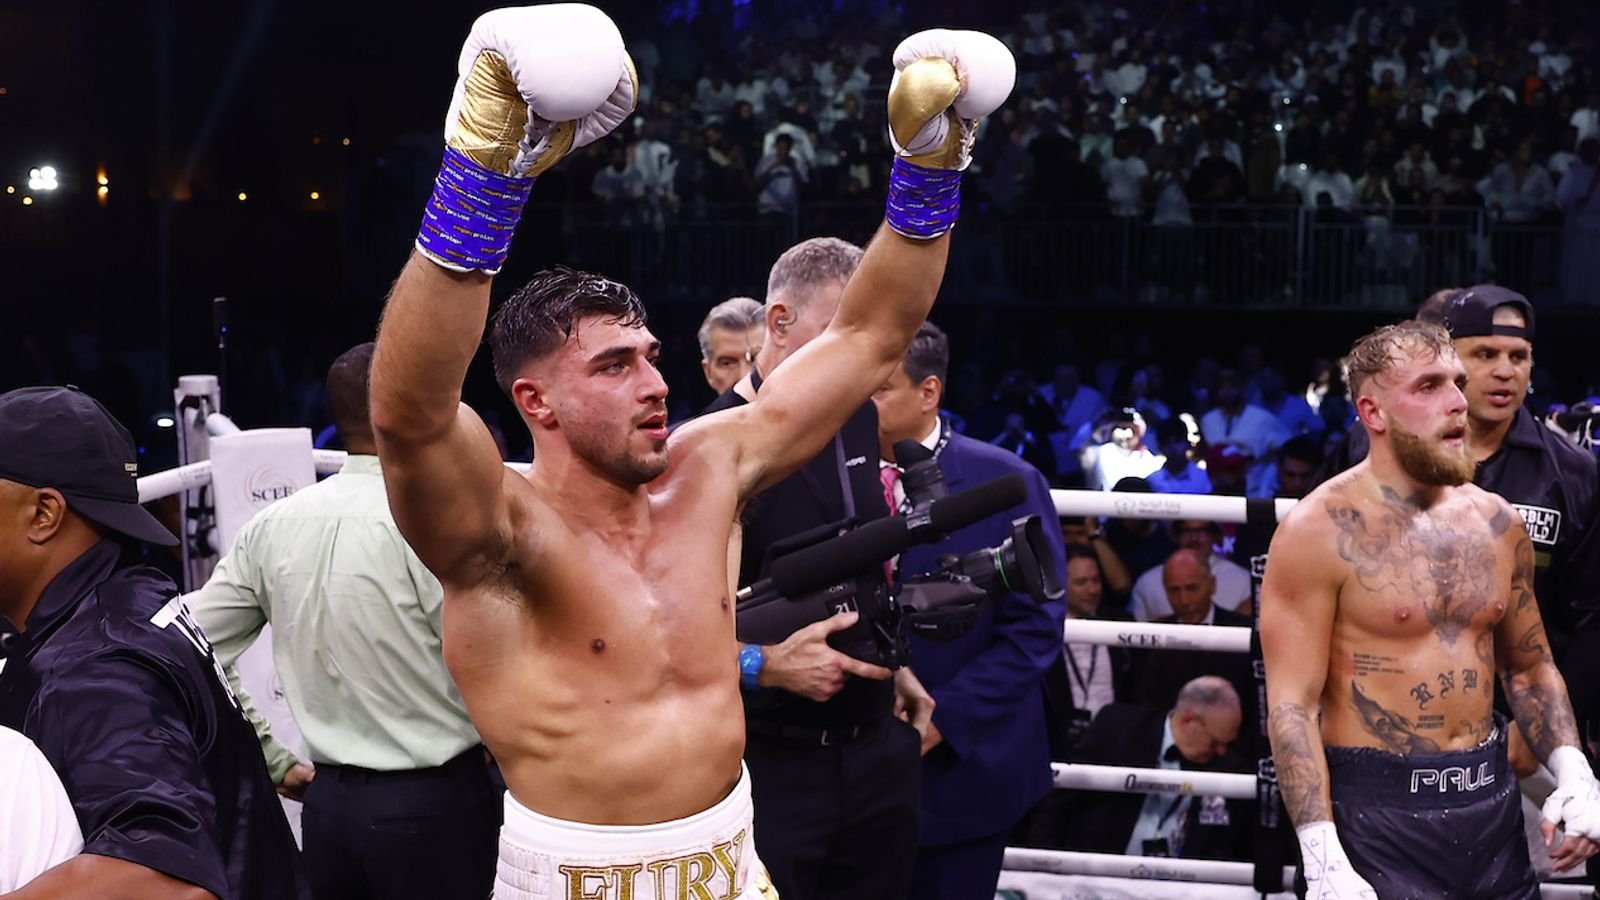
1157 793 1187 831
1064 642 1100 700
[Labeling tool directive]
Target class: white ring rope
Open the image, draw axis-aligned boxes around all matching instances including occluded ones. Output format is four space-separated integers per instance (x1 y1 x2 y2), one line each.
1052 763 1257 800
136 417 1592 896
137 461 215 504
1065 617 1252 653
1004 847 1295 889
1053 488 1298 524
139 450 532 503
1002 848 1594 897
205 413 241 437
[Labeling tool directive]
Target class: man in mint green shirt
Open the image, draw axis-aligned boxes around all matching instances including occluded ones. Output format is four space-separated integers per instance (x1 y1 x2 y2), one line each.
187 342 496 900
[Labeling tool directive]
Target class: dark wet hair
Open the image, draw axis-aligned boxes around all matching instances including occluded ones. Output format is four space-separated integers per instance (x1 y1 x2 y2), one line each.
490 266 647 393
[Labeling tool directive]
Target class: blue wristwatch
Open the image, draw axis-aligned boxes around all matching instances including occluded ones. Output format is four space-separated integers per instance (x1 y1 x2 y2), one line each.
738 643 765 690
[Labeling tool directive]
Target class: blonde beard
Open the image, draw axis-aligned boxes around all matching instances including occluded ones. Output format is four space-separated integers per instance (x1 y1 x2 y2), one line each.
1389 419 1475 486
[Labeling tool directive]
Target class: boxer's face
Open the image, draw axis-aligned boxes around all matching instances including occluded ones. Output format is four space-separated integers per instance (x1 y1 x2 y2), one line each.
539 317 670 485
1373 345 1472 486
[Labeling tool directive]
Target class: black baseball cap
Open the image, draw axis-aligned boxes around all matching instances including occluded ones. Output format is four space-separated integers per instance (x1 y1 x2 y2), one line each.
0 386 178 546
1418 284 1535 342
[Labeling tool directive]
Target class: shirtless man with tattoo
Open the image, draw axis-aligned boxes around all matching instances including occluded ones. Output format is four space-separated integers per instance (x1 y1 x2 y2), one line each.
1263 320 1600 899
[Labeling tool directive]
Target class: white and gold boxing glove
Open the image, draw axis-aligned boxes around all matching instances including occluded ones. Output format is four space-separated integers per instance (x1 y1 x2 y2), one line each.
418 4 637 274
881 29 1014 239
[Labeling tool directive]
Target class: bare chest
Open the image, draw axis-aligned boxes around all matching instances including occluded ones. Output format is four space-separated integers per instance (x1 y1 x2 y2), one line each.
1328 503 1510 646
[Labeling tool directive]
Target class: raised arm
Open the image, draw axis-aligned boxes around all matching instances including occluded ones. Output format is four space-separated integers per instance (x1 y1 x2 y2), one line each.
1260 506 1375 899
719 30 1015 496
1493 500 1600 869
371 264 509 582
369 6 633 581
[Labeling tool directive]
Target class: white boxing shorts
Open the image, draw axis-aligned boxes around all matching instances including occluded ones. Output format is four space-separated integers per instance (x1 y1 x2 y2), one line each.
493 763 776 899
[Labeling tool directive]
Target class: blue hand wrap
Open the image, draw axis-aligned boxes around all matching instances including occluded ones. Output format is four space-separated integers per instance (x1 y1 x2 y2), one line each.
884 157 962 239
415 146 535 273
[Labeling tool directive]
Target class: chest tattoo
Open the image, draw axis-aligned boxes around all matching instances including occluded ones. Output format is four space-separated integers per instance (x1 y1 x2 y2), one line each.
1327 489 1496 645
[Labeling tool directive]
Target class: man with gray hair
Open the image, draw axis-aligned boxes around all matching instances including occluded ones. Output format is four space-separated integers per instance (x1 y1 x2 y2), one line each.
697 296 764 395
703 235 930 898
1058 676 1249 859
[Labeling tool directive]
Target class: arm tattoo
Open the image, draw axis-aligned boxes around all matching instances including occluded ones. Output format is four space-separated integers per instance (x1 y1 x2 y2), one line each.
1516 622 1552 662
1351 680 1442 754
1326 493 1495 645
1511 535 1536 612
1505 678 1581 761
1269 703 1332 826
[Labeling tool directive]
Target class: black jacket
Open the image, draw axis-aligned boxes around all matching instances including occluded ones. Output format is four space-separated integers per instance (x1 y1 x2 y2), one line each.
0 540 309 898
1042 608 1136 760
702 387 894 728
1062 703 1252 860
1135 605 1255 718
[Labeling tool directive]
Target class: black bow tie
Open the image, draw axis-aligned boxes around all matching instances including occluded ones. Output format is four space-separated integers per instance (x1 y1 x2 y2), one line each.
1163 745 1197 770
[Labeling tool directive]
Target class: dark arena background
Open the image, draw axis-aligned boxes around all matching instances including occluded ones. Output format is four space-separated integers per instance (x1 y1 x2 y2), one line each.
10 1 1600 897
5 0 1599 467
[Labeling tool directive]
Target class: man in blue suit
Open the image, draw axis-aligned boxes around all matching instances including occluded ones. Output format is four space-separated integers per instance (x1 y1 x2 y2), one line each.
873 322 1068 900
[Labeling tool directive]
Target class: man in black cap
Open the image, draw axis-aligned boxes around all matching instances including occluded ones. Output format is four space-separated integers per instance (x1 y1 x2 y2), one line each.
0 386 309 899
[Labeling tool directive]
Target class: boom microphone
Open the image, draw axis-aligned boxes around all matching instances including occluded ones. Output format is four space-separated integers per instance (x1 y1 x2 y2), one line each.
760 474 1026 597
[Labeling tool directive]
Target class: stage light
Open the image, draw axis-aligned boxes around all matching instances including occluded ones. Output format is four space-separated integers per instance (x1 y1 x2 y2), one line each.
309 190 321 200
155 415 176 429
238 192 248 202
4 186 11 194
341 137 351 146
27 166 58 191
21 196 32 206
1274 123 1284 132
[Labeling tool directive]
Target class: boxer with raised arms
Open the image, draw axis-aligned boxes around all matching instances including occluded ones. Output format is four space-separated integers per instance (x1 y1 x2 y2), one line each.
368 5 1015 897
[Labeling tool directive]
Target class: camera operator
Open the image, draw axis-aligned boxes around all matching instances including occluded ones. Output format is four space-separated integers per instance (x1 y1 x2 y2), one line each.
874 322 1067 900
703 237 927 900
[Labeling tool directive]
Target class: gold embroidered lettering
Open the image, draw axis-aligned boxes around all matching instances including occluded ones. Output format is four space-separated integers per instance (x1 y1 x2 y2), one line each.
560 863 642 900
710 830 746 898
647 852 720 900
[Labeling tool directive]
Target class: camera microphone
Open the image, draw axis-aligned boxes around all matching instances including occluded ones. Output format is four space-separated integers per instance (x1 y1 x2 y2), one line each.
758 474 1026 598
893 439 947 506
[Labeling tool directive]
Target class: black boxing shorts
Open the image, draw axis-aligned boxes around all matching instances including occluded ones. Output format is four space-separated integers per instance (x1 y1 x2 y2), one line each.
1321 720 1537 900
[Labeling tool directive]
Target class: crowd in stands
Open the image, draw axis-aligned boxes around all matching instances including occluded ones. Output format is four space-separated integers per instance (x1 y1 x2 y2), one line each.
557 0 1600 229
